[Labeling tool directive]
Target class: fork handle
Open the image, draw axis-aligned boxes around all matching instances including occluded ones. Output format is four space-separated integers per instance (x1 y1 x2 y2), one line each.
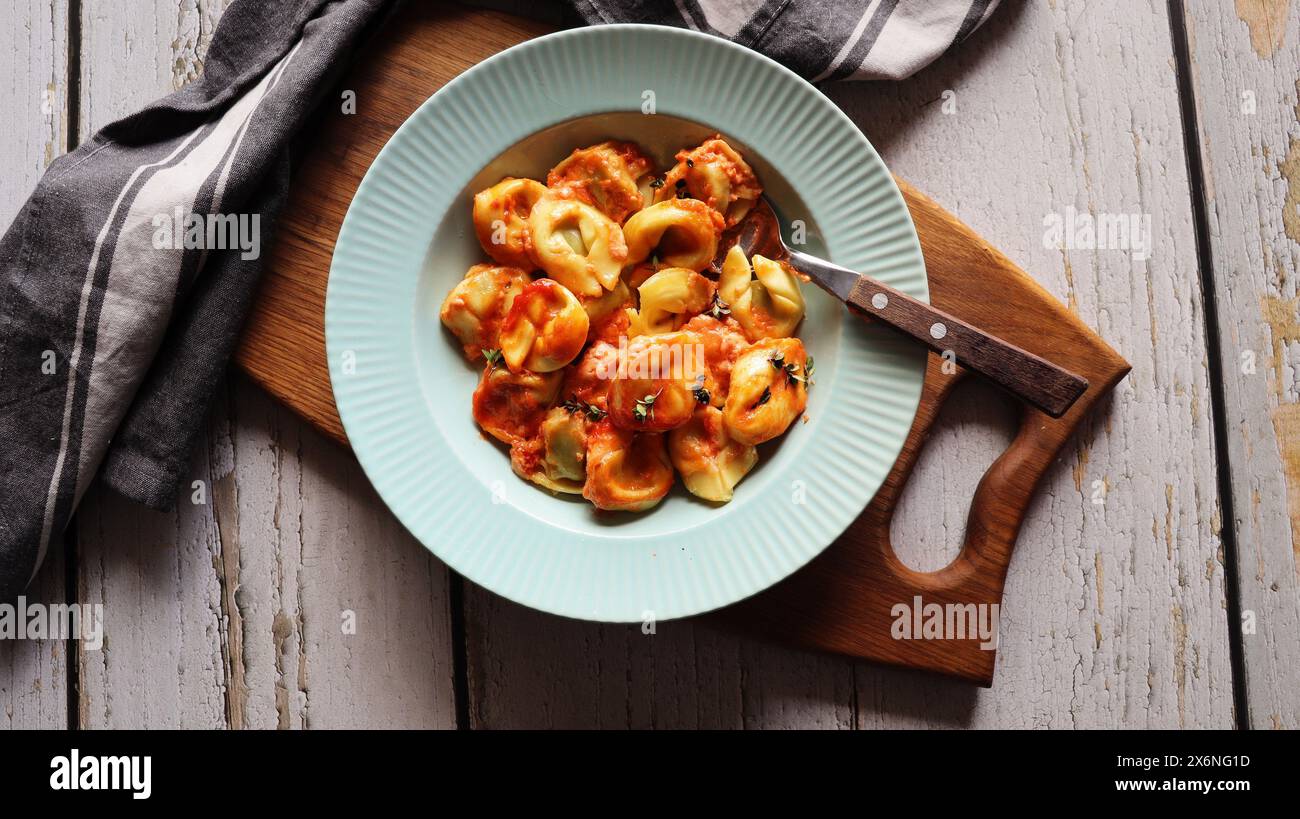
843 277 1088 418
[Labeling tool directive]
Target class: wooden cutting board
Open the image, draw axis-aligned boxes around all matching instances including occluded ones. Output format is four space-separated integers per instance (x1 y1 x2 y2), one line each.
234 2 1130 686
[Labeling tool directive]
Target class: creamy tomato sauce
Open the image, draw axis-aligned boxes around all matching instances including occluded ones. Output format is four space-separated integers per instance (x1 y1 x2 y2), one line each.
681 314 749 402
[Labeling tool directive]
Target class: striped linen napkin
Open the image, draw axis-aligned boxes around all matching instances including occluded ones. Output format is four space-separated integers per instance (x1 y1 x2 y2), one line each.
568 0 1001 80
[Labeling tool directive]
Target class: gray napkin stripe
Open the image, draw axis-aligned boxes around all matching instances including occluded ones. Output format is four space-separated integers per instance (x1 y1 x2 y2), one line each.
573 0 1001 81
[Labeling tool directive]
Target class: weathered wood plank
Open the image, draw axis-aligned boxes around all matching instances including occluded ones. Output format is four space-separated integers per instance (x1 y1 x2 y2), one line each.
217 383 459 729
466 593 856 729
1181 0 1300 728
466 0 1235 728
75 0 240 731
76 442 229 728
74 0 456 729
835 0 1234 728
0 0 71 732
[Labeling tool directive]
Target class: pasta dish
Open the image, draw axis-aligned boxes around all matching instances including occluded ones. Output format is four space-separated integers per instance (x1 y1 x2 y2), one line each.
440 136 811 512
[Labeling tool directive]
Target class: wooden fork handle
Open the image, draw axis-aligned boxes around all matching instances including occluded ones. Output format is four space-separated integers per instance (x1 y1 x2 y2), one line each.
845 277 1088 418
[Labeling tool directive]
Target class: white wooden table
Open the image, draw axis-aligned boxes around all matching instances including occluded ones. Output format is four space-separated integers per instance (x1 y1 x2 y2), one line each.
2 0 1297 729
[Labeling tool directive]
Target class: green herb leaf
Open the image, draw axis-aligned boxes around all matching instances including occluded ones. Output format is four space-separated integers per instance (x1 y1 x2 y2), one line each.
633 389 661 423
483 348 504 370
770 351 803 386
562 394 607 422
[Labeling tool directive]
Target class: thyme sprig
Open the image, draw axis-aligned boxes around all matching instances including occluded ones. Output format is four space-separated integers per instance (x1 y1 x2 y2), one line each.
769 351 814 389
633 389 662 423
562 394 606 422
769 352 799 387
483 348 504 371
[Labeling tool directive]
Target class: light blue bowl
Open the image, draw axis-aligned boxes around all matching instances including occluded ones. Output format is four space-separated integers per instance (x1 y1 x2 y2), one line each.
325 24 928 622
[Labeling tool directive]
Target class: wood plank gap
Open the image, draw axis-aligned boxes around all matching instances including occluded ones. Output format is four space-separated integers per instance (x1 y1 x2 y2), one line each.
65 0 79 149
64 0 81 732
448 572 471 730
1166 0 1250 730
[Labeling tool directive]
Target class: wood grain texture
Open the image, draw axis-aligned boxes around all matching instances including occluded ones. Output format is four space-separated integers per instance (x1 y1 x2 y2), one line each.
0 0 71 731
1182 0 1300 729
830 0 1236 727
72 0 456 729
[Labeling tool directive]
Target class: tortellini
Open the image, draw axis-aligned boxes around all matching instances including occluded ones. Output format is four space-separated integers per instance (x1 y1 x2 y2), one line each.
510 407 588 494
582 420 674 512
717 245 805 341
623 262 658 293
655 136 762 227
498 278 589 373
633 268 714 335
607 331 709 433
547 141 655 224
668 407 758 503
473 177 546 269
439 263 531 360
680 313 750 405
529 192 628 297
622 199 723 271
723 337 810 446
539 408 588 483
472 365 563 444
448 136 811 512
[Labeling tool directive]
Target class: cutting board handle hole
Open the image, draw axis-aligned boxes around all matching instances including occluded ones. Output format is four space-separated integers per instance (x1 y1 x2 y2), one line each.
889 378 1019 573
